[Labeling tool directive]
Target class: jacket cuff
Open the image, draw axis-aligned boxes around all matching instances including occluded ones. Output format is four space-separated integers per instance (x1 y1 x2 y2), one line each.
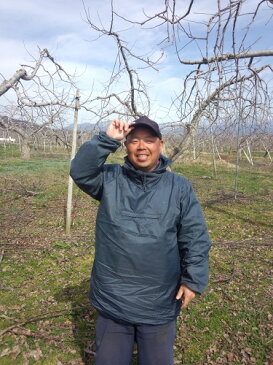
98 131 122 149
180 280 205 295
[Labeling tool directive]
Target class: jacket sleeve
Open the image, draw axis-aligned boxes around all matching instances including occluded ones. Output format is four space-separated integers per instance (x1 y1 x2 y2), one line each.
70 131 121 200
177 181 211 294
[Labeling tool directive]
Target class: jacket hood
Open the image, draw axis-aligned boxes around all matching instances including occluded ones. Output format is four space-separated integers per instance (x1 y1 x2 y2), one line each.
122 154 172 190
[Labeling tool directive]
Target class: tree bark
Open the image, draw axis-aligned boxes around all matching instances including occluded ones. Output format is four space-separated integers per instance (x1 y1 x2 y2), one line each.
21 139 31 160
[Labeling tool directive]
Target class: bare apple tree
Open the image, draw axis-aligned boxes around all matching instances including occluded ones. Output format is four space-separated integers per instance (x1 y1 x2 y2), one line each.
166 0 273 162
84 0 273 162
0 48 77 159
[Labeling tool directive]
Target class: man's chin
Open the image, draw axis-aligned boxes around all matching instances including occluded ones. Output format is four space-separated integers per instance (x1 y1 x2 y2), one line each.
132 162 156 172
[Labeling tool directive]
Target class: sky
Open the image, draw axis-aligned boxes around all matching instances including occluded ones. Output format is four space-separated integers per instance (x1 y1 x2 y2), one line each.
0 0 273 125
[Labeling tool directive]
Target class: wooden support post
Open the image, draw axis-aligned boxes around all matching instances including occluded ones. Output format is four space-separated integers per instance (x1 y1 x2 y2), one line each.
66 89 80 235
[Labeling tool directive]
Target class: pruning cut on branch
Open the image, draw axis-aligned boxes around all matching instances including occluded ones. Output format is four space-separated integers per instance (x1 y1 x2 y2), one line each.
179 50 273 65
0 48 72 97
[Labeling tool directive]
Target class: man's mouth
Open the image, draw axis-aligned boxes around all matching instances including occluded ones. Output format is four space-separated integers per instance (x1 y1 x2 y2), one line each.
136 154 149 161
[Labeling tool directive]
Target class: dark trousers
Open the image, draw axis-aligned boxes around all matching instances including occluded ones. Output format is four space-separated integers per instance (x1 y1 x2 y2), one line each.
95 314 176 365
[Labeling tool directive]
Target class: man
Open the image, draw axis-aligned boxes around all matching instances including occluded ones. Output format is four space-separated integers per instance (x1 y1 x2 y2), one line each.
70 116 211 365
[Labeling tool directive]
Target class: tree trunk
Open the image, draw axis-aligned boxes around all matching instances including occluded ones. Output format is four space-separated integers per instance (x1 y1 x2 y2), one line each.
211 132 217 178
192 130 196 160
21 139 31 160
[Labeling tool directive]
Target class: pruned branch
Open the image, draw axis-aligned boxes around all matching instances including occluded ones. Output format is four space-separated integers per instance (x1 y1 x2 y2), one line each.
0 48 71 97
0 69 28 97
180 50 273 65
0 48 78 159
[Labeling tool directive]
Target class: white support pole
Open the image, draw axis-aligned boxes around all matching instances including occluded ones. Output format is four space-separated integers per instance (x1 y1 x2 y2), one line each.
66 89 80 235
246 139 254 165
242 148 252 165
211 131 217 178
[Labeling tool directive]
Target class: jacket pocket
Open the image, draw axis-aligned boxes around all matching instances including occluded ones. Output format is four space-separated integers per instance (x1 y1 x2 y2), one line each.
120 211 160 219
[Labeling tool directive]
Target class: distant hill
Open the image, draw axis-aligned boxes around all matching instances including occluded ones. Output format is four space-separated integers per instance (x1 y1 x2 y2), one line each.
64 120 185 135
2 114 272 137
65 120 110 131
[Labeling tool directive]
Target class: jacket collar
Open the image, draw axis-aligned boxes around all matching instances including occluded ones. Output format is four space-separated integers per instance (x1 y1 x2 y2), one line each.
122 155 172 189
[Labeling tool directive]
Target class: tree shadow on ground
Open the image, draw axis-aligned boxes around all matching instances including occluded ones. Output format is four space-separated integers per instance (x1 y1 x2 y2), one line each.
55 279 97 364
203 193 272 229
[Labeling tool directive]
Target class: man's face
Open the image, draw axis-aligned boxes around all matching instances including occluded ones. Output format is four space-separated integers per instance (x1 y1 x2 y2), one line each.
124 127 163 172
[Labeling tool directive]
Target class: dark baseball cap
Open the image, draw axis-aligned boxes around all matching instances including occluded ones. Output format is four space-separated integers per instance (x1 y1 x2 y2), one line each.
128 116 162 139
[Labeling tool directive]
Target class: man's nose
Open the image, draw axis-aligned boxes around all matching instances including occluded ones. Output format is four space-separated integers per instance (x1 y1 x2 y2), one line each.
137 139 146 149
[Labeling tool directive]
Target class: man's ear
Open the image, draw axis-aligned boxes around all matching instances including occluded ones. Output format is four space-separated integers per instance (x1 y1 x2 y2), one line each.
159 140 164 153
124 140 128 148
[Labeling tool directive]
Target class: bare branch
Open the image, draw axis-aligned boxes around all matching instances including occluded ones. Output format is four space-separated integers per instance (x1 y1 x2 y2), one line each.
170 64 272 161
179 50 273 65
0 69 28 97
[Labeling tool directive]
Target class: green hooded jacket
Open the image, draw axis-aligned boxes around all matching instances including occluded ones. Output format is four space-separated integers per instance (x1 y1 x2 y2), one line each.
70 131 211 324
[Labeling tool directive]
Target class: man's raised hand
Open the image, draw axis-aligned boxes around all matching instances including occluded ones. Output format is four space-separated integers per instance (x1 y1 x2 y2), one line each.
106 120 135 141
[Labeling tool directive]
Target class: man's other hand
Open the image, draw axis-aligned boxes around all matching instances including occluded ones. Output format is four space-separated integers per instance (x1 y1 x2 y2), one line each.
106 120 135 141
176 285 196 309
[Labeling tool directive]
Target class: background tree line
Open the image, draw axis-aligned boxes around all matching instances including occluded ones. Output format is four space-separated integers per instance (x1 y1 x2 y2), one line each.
0 0 272 163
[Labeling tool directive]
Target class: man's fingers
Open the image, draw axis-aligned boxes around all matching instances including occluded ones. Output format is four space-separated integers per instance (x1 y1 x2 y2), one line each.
176 287 184 300
122 121 135 133
181 297 190 309
107 120 136 140
125 121 135 131
112 119 122 131
123 122 130 132
112 120 134 133
124 122 135 136
119 121 124 132
176 285 196 309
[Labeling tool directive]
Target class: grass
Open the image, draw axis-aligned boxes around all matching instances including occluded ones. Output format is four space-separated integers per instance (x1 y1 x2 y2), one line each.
0 149 272 364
